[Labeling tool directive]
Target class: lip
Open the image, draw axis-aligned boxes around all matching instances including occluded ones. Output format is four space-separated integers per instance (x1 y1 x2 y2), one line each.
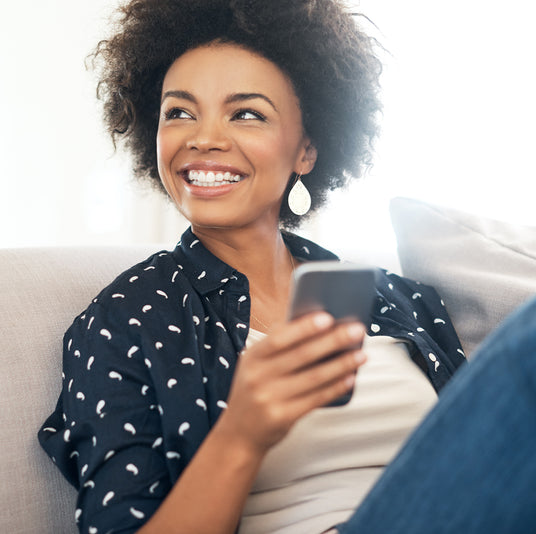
183 180 243 198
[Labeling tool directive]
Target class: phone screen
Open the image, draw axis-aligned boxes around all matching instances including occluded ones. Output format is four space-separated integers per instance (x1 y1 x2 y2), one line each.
289 261 377 327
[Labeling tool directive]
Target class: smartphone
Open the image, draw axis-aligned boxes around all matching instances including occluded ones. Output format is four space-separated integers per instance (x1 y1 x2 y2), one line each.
289 261 377 406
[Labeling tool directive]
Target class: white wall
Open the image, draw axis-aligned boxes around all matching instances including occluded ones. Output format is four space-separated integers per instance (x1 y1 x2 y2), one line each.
362 0 536 218
311 0 536 260
0 0 186 249
1 1 535 254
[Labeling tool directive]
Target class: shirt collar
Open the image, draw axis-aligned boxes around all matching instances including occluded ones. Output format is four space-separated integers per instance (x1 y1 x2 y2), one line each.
172 226 339 296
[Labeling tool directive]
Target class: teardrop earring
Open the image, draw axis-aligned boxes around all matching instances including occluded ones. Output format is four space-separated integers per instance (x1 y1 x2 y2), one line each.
287 175 311 216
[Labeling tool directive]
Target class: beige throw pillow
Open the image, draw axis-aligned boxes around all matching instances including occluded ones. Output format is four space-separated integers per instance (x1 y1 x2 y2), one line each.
389 197 536 357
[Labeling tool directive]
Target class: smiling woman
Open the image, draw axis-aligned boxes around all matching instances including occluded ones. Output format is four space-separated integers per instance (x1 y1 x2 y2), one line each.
38 3 396 531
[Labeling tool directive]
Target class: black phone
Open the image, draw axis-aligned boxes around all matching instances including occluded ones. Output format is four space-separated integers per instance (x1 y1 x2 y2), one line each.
289 261 377 406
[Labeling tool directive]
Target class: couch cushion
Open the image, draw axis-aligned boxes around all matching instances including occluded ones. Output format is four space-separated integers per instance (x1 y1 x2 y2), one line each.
390 197 536 357
0 246 158 534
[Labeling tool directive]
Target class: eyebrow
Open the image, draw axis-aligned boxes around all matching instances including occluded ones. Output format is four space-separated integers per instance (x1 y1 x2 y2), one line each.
225 93 278 112
161 90 196 104
161 90 278 112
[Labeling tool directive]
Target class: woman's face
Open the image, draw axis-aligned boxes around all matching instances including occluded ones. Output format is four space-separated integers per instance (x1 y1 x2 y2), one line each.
157 43 316 232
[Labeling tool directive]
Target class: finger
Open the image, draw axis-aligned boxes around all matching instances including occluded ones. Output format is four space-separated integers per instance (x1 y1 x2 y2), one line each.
276 321 366 375
252 312 335 358
308 372 358 409
281 369 359 421
273 348 367 402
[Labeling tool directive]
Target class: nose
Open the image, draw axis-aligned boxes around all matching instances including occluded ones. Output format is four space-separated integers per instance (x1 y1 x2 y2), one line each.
185 118 231 152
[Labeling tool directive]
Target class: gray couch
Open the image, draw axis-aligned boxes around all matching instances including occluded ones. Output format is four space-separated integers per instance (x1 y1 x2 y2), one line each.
1 246 155 534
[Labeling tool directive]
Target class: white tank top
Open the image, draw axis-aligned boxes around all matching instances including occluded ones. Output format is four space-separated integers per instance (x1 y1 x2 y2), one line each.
239 333 437 534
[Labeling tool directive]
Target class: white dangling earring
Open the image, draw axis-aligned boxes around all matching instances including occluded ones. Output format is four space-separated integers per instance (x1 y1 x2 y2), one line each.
288 175 311 216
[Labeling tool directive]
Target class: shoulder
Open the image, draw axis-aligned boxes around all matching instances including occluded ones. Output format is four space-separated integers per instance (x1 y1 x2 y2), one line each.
99 249 189 298
63 248 199 352
80 248 192 314
375 268 434 299
374 269 446 319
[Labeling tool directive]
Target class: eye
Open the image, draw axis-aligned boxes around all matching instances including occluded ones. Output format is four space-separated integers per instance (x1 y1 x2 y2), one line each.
232 109 266 121
163 107 194 121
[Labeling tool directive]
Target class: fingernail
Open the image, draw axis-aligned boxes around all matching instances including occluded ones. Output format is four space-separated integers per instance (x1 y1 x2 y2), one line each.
345 374 356 388
354 351 367 365
347 324 365 340
313 313 333 328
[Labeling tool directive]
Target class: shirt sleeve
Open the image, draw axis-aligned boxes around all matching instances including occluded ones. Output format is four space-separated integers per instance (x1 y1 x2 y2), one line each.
39 301 171 534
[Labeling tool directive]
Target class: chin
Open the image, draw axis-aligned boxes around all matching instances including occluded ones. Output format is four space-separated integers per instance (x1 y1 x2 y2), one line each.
187 214 247 231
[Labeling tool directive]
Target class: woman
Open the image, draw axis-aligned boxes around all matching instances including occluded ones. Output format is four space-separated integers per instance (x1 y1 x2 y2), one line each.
39 1 536 533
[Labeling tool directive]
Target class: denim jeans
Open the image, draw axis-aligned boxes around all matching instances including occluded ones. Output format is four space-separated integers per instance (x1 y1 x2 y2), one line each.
338 296 536 533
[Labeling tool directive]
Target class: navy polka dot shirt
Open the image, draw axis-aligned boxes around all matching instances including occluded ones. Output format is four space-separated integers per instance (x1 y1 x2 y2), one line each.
39 227 465 533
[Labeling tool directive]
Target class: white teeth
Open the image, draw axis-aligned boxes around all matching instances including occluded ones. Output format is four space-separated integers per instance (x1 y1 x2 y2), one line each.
187 170 242 186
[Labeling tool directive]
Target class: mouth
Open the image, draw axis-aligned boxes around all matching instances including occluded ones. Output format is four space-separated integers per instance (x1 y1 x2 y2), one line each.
184 170 245 187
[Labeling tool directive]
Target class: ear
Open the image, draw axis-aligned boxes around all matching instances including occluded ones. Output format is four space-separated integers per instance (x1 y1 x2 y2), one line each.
296 138 317 175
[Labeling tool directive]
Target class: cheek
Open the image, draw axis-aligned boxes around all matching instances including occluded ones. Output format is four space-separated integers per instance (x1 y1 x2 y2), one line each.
246 132 298 174
156 128 172 169
156 129 179 194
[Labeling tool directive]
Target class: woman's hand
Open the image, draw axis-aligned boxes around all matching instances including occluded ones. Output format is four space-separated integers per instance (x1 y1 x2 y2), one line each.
218 312 367 455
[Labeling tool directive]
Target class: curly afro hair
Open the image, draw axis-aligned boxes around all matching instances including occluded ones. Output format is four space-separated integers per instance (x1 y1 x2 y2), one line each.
92 0 382 229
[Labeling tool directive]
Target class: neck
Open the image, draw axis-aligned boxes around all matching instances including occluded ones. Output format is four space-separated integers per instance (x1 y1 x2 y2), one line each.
191 223 292 285
191 223 297 331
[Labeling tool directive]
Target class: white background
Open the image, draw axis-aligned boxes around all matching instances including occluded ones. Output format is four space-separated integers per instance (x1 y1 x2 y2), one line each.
1 1 535 256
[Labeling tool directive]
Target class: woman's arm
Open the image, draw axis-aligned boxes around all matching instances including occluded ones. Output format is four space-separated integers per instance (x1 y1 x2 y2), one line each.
139 312 367 534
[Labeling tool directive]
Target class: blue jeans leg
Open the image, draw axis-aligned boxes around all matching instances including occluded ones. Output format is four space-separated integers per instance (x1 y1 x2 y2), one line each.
338 296 536 534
